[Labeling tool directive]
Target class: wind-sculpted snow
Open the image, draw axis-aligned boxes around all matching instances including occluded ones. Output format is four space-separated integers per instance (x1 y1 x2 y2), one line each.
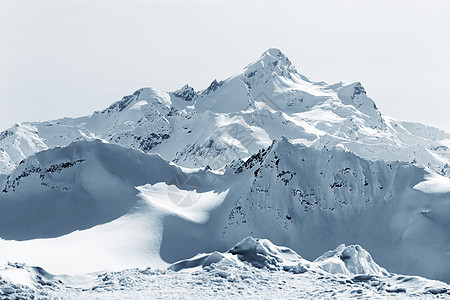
170 236 388 277
170 237 309 273
166 237 449 298
0 140 181 240
0 49 449 177
0 140 228 274
1 48 450 296
167 138 450 283
1 138 449 284
216 137 450 283
0 238 448 299
314 244 388 276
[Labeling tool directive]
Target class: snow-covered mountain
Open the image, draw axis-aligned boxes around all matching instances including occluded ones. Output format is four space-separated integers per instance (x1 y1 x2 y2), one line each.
1 138 449 284
1 48 449 176
1 49 450 298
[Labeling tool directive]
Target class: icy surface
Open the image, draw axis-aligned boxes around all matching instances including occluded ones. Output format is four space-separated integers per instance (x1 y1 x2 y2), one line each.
0 238 448 299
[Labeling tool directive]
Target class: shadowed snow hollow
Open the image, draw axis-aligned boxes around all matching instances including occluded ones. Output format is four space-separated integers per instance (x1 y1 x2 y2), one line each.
0 140 227 274
1 138 450 283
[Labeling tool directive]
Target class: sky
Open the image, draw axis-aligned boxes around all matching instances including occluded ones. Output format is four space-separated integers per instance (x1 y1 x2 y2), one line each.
1 0 449 133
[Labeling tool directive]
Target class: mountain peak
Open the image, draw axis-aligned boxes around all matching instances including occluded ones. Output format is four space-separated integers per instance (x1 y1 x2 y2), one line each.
173 84 196 101
261 48 292 65
244 48 297 79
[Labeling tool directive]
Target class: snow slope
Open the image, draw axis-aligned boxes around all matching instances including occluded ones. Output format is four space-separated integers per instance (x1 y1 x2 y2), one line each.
1 138 449 283
161 137 450 283
1 48 449 297
0 140 227 274
0 238 448 299
1 49 449 177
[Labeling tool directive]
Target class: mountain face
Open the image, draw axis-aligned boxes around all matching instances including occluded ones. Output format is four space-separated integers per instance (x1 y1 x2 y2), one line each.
0 48 449 176
0 48 450 288
1 138 449 283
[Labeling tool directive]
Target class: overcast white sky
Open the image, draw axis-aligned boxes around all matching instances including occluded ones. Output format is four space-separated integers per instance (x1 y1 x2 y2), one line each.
1 0 449 132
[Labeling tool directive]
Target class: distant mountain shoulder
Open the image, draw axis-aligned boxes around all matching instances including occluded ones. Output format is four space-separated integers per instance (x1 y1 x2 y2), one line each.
0 48 448 176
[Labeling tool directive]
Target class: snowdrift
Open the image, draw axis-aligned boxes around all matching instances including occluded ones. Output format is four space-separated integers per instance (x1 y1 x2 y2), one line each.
1 237 448 299
0 140 227 274
170 236 388 277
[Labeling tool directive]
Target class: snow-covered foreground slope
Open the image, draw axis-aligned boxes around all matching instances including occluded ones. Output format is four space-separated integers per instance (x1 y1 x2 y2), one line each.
0 238 448 299
1 49 449 177
0 140 228 274
1 139 449 284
